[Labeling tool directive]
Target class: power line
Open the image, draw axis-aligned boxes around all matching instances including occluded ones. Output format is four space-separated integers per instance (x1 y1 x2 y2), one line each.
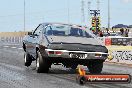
67 0 70 24
81 0 85 24
97 0 100 10
108 0 110 29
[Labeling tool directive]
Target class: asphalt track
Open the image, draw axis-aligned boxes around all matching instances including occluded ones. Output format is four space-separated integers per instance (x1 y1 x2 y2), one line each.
0 42 132 88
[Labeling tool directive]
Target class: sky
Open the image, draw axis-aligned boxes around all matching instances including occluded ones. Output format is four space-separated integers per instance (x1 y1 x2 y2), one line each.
0 0 132 32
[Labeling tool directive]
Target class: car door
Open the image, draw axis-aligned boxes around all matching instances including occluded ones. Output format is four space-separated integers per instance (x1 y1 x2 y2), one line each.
30 24 44 58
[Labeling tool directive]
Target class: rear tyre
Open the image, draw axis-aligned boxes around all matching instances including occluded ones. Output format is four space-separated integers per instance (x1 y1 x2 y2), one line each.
71 64 78 69
87 60 103 74
36 51 50 73
24 52 32 67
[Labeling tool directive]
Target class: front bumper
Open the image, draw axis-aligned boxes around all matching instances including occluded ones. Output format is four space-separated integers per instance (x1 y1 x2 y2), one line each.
45 49 108 60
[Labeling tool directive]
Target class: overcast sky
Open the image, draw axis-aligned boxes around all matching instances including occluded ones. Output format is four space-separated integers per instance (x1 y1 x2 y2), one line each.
0 0 132 32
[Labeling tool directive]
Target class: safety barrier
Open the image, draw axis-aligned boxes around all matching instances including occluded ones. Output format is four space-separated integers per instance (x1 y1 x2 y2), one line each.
106 46 132 64
96 37 132 65
98 37 132 46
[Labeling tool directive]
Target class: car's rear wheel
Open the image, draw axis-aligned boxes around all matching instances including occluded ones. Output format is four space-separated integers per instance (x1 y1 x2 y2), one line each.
71 64 78 69
36 51 51 73
87 60 103 74
24 52 32 67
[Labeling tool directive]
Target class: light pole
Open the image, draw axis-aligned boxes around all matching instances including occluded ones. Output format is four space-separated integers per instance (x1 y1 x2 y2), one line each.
67 0 70 24
108 0 110 29
81 0 85 24
24 0 25 32
97 0 100 10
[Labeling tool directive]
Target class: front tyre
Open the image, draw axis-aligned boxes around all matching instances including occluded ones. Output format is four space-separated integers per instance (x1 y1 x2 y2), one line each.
36 51 50 73
24 52 32 67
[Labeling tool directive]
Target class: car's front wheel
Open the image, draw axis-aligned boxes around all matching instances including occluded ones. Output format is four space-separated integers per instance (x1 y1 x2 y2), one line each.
36 51 51 73
24 52 32 67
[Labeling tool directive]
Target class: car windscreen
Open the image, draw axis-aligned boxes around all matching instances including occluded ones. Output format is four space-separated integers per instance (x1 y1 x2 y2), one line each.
45 24 94 38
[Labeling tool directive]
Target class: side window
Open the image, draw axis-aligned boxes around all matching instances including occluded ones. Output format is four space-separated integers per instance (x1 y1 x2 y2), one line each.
33 25 43 36
85 31 93 38
45 25 52 35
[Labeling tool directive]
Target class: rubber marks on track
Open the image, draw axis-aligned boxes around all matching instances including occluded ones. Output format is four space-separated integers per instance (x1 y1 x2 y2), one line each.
3 46 9 48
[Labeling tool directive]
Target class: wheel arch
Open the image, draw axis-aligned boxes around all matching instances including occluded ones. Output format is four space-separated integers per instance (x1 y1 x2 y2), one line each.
36 47 39 52
23 42 26 52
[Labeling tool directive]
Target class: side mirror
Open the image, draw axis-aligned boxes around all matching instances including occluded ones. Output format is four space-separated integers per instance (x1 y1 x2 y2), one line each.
34 34 39 36
28 32 32 35
31 34 39 38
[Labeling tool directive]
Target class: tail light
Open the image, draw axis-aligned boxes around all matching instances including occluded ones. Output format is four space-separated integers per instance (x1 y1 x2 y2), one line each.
48 51 54 54
55 51 63 55
48 51 62 55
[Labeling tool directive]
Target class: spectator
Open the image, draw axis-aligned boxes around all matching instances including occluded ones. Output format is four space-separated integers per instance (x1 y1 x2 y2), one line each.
106 28 109 33
106 28 110 36
112 27 115 33
98 31 103 37
125 29 129 37
119 28 125 37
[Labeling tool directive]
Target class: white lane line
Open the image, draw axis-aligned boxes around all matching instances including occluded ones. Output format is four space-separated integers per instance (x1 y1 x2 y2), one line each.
4 44 20 46
11 47 17 49
18 48 23 50
3 46 9 48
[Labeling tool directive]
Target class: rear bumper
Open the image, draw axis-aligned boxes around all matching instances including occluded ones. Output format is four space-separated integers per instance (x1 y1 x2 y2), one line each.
45 49 108 60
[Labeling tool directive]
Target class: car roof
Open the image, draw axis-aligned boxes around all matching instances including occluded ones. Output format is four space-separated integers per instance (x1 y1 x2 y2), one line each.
40 22 87 28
